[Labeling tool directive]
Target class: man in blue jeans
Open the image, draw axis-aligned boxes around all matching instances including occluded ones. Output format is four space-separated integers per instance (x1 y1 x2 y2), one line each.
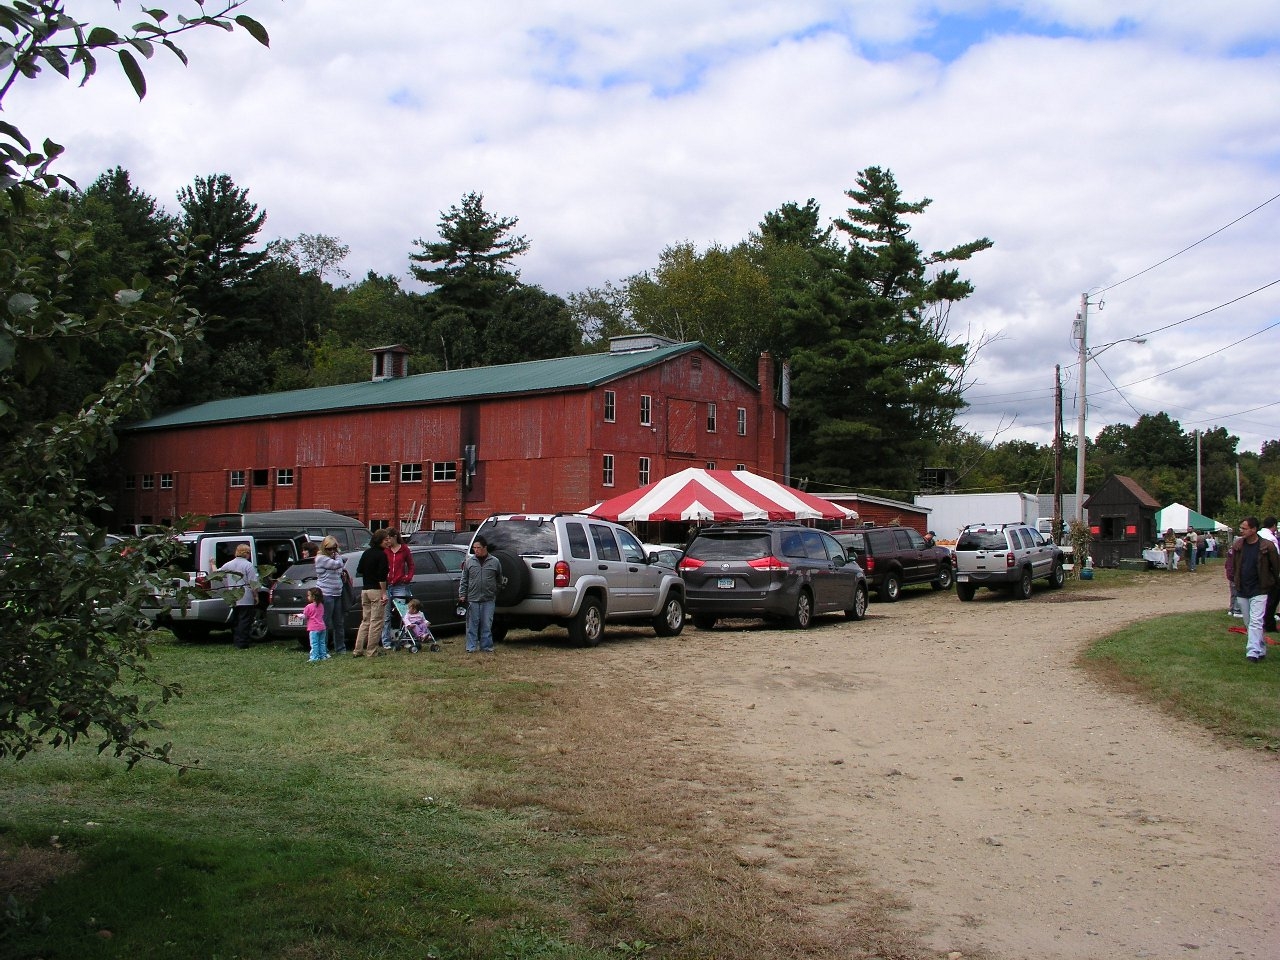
459 536 503 652
1230 516 1279 663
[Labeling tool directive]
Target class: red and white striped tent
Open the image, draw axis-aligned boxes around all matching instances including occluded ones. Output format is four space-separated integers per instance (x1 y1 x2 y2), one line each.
585 468 855 523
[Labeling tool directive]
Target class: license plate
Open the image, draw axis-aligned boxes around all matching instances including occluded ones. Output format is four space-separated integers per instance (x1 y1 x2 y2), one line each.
288 613 304 627
955 574 969 583
717 577 735 589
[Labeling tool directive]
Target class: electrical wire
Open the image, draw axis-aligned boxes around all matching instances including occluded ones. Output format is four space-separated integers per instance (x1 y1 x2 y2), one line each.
1100 191 1280 294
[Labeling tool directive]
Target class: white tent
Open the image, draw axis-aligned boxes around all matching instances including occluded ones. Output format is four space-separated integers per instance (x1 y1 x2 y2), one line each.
1155 502 1229 533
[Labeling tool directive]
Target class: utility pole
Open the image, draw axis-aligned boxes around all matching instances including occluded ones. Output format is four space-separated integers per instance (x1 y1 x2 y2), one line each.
1053 365 1063 539
1073 293 1091 524
1196 429 1202 514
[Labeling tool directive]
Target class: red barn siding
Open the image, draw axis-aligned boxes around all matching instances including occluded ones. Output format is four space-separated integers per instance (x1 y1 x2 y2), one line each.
117 348 788 530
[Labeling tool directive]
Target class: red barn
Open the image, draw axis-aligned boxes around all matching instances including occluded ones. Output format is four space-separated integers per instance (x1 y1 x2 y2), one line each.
116 336 789 534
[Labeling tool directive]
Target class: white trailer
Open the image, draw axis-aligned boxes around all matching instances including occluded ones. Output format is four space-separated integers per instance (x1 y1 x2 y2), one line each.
914 492 1039 542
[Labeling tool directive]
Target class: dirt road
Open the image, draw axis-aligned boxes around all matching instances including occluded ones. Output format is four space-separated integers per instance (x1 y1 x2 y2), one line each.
521 567 1278 959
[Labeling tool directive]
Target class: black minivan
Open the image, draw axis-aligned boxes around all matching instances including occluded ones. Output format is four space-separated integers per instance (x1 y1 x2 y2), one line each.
678 523 868 630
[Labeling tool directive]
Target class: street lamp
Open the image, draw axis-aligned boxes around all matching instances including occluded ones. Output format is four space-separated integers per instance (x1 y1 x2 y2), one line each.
1073 292 1146 524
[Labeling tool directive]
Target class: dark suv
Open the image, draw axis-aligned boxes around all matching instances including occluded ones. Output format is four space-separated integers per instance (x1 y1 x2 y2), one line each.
831 526 953 601
678 523 868 629
952 523 1064 601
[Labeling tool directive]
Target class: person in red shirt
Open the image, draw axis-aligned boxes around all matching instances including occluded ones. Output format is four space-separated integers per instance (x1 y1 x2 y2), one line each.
380 529 415 649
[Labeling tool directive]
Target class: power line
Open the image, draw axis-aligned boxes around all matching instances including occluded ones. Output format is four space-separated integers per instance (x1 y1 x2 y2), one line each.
1100 191 1280 294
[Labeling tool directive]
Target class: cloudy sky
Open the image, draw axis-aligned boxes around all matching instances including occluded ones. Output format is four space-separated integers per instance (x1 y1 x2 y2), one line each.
10 1 1280 454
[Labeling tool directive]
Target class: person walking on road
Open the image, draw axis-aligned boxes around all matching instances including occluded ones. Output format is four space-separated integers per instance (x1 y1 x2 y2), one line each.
1229 516 1279 663
353 529 390 657
459 535 503 653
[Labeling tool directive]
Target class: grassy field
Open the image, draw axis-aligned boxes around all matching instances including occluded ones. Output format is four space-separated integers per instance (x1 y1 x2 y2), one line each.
0 637 620 960
1079 606 1280 749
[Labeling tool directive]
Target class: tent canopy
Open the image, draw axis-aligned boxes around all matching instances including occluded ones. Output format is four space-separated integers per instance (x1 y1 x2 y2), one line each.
1155 502 1229 533
585 468 855 523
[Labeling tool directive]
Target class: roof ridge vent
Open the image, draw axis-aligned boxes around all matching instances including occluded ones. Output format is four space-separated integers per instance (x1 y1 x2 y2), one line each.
368 344 410 381
609 333 678 353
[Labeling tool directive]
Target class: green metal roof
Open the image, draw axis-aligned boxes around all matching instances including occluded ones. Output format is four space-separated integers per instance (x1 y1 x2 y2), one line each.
125 341 716 432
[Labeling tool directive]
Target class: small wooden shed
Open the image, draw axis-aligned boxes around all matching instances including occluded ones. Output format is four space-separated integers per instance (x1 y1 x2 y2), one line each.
1082 474 1160 567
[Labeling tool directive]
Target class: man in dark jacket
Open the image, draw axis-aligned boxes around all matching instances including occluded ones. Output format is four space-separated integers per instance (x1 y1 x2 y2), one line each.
459 536 503 653
1229 516 1279 663
353 528 390 657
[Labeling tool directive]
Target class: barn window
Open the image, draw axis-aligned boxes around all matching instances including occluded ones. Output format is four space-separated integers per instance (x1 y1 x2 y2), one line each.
706 402 717 432
141 474 154 490
160 473 173 490
230 470 245 488
370 464 391 484
736 463 746 471
433 462 457 482
638 456 650 485
640 395 652 426
706 461 716 470
737 407 747 436
252 469 269 487
276 468 294 487
125 475 136 490
603 390 616 423
401 463 423 483
602 454 615 487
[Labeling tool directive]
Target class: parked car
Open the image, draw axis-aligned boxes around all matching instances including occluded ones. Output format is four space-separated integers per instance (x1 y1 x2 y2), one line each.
470 513 686 646
830 526 952 601
952 522 1065 601
266 545 468 642
643 543 684 568
408 530 472 546
203 509 370 552
678 523 868 629
151 530 308 642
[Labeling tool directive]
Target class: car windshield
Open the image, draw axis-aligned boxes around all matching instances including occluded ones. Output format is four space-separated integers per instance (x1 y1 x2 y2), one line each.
686 532 773 561
957 530 1009 551
477 518 558 555
832 533 865 554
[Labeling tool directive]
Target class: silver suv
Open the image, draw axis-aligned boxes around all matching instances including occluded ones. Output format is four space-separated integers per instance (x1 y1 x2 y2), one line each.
953 523 1065 601
471 513 686 646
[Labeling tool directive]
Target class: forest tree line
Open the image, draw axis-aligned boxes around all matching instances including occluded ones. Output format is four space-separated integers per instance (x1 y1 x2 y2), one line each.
17 163 1279 520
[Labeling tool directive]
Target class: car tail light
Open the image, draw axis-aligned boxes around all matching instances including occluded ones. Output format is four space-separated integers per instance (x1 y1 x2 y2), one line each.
747 555 789 572
1005 552 1015 568
950 553 957 570
194 573 211 589
864 557 876 573
554 559 570 587
678 557 705 571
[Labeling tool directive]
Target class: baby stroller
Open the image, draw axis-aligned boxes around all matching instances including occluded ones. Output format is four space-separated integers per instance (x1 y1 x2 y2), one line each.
389 597 438 652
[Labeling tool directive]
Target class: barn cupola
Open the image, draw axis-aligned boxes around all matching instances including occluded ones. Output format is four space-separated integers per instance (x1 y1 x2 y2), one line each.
368 344 410 381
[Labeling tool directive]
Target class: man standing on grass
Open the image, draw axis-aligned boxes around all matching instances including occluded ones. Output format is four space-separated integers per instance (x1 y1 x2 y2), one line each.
459 536 503 653
1229 516 1279 663
1261 517 1280 633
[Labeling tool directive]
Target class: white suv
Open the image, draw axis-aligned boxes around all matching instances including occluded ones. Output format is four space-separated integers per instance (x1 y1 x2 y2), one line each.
953 523 1065 601
470 513 686 646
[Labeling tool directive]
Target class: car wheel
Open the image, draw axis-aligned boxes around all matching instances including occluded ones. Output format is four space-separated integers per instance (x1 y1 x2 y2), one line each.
788 589 813 629
490 618 509 644
568 596 604 647
653 595 685 637
956 583 976 602
1048 560 1065 589
880 573 901 602
932 564 954 591
249 612 269 643
845 583 868 621
1014 567 1033 600
692 614 717 630
492 550 530 605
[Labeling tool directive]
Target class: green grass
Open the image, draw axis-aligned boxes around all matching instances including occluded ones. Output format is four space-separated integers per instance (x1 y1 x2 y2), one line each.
0 636 610 960
1079 609 1280 750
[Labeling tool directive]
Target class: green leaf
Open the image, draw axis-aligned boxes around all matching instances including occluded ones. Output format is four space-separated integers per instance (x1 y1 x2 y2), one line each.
234 15 270 47
118 48 145 99
0 121 30 149
114 289 143 306
7 292 37 315
86 26 118 47
127 37 155 59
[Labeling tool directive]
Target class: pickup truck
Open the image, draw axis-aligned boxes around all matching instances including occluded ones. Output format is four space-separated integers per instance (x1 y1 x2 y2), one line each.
149 530 306 641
